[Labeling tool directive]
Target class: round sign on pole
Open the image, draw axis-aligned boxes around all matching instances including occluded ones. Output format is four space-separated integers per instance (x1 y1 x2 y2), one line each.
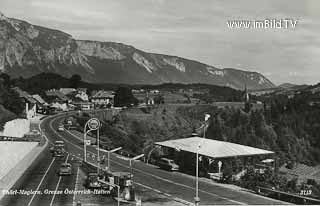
87 118 100 130
85 140 91 145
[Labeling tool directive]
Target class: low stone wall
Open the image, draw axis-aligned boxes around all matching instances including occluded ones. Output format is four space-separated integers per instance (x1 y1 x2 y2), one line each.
0 117 48 201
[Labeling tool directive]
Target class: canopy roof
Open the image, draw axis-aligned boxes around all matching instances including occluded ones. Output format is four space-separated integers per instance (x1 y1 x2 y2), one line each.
156 137 273 159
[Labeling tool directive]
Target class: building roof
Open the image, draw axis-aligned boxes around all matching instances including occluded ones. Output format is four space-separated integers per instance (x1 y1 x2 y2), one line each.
77 88 87 93
13 87 37 104
46 90 69 101
59 88 76 95
32 94 47 105
92 90 114 99
156 137 273 159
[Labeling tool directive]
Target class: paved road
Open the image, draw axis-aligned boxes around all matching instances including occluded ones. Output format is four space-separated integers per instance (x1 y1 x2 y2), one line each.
1 113 289 205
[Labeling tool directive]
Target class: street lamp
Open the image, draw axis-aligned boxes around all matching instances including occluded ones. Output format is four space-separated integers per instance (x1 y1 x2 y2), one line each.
122 154 145 175
129 154 145 173
97 147 122 171
195 114 210 206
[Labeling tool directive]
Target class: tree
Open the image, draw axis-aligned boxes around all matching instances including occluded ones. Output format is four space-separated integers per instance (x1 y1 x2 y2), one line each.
114 87 138 107
0 82 24 115
69 74 82 88
0 73 11 88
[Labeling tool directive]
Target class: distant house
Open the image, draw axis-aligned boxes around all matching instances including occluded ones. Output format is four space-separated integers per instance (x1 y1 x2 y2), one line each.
149 90 160 94
13 87 37 105
179 88 208 96
46 89 70 103
12 87 37 119
32 94 48 106
132 89 145 94
59 88 77 95
75 90 88 102
145 96 155 105
249 88 276 96
134 92 155 105
77 88 87 93
72 102 94 110
91 90 114 106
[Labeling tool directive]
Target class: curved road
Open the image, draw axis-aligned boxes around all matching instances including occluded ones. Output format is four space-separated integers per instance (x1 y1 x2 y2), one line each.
1 112 289 205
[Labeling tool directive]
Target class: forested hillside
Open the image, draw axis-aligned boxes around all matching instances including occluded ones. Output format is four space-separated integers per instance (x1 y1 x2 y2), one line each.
178 91 320 166
0 74 24 129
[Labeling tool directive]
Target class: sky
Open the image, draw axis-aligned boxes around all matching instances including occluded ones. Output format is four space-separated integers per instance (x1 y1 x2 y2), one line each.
1 0 320 85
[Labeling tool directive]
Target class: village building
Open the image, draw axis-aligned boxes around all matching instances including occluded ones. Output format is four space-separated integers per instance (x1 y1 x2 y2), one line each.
91 90 114 106
12 87 37 119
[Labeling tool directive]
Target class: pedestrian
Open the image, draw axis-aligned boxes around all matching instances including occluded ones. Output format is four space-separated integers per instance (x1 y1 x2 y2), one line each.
101 155 106 164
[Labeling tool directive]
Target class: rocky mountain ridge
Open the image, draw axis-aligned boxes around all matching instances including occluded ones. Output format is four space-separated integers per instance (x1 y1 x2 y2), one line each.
0 12 275 90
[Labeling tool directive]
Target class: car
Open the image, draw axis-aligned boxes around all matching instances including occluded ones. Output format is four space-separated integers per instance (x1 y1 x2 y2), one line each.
158 158 179 171
52 142 65 157
53 148 65 157
58 163 72 175
54 140 64 146
57 125 65 131
51 140 65 154
85 173 101 189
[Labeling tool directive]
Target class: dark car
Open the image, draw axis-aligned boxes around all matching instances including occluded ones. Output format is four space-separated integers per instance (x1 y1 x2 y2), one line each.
52 145 65 157
158 158 179 171
85 173 101 189
58 163 72 176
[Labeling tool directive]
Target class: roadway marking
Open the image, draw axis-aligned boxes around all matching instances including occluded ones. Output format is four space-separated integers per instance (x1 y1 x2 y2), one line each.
49 153 70 206
27 157 56 206
72 166 80 205
134 182 193 205
63 126 245 204
49 117 246 205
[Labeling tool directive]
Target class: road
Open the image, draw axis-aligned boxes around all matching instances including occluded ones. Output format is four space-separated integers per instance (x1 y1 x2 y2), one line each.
1 112 289 205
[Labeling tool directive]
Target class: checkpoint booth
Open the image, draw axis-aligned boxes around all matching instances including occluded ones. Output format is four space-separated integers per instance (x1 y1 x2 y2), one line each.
155 136 274 181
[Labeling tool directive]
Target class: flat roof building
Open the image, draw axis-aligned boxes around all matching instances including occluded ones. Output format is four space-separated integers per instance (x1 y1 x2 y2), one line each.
156 137 273 159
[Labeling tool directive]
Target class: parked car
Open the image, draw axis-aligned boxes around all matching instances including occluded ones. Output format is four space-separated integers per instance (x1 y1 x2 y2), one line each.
85 173 101 189
58 163 72 175
158 158 179 171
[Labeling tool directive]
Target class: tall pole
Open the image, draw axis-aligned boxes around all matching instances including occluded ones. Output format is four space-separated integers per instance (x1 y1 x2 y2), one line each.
97 129 100 174
195 151 199 206
107 151 110 170
195 114 209 206
117 186 120 206
84 122 88 162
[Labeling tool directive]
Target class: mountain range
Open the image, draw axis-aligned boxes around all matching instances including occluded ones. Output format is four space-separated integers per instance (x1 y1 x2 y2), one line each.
0 12 275 90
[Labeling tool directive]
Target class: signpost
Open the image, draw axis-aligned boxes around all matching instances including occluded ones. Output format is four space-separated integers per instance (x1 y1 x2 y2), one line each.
218 161 223 180
85 140 91 146
195 113 211 206
87 118 100 130
84 118 101 174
